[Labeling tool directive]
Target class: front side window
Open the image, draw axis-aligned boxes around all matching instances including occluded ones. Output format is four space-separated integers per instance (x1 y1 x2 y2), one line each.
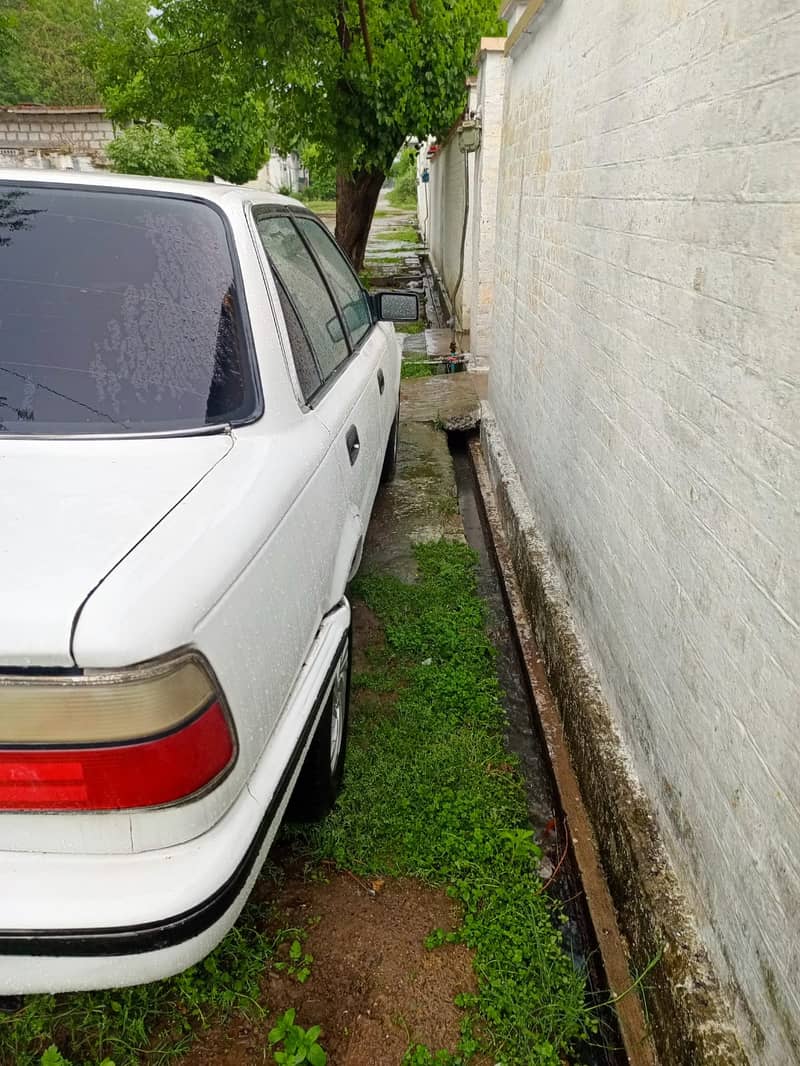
0 184 257 435
254 214 349 382
294 217 372 346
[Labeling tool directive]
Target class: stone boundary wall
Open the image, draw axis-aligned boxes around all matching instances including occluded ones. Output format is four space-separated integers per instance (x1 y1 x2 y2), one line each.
0 107 114 169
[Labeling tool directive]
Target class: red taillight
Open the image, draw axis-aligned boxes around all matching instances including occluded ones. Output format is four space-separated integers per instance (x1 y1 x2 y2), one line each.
0 702 233 811
0 654 236 811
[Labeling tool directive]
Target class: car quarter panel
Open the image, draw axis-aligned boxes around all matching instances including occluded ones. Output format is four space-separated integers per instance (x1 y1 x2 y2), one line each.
0 603 350 992
0 436 232 668
70 416 353 853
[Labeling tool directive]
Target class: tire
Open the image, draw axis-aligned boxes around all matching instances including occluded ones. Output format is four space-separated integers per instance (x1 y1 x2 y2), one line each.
381 404 400 484
288 627 351 822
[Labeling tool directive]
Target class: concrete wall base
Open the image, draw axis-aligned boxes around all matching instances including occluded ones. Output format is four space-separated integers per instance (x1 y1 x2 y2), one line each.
480 406 747 1066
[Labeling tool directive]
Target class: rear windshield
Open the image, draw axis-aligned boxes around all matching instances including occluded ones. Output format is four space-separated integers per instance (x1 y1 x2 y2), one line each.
0 184 257 435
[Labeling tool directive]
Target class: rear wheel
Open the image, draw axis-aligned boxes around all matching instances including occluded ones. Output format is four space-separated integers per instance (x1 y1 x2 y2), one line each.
289 628 351 822
381 404 400 483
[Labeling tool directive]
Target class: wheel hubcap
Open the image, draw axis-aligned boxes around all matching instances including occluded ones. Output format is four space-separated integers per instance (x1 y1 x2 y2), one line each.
329 647 348 771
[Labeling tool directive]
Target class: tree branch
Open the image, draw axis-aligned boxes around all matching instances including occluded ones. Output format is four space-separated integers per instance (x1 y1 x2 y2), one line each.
337 0 352 53
357 0 373 66
409 0 420 21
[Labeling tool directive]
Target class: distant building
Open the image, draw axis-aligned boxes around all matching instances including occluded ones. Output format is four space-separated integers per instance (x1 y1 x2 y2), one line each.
247 152 308 195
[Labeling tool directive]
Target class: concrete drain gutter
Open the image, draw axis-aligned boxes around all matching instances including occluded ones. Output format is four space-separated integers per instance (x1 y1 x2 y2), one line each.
464 434 657 1066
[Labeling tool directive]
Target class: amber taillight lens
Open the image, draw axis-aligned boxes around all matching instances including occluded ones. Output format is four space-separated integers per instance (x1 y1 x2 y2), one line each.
0 653 236 811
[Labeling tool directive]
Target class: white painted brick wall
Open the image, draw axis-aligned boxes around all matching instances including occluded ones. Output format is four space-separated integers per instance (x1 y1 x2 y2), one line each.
427 129 475 331
489 1 800 1061
469 41 507 366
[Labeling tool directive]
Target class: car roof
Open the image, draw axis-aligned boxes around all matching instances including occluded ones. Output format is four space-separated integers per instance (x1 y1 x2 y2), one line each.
0 167 303 210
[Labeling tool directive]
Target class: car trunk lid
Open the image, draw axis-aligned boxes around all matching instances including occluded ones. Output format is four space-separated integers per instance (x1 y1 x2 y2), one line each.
0 434 232 667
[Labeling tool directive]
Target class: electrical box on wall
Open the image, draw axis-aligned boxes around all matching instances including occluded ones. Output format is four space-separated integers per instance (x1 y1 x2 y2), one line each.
457 118 481 153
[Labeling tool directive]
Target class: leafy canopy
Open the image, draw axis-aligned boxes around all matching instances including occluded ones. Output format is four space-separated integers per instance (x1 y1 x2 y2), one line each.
91 1 270 183
96 0 504 178
0 0 105 105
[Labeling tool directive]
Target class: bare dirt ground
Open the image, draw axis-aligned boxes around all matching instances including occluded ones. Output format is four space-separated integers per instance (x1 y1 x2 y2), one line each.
180 868 475 1066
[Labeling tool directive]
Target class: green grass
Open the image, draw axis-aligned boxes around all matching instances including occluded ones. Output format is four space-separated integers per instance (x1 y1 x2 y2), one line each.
303 542 596 1066
374 226 419 244
302 199 336 215
3 544 595 1066
401 360 436 378
1 901 282 1066
387 190 417 210
396 321 426 335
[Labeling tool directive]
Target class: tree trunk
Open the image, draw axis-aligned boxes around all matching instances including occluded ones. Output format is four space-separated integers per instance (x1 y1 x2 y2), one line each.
335 168 386 272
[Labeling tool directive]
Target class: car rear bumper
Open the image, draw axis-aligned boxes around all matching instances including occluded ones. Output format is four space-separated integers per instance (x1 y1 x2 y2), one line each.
0 600 350 993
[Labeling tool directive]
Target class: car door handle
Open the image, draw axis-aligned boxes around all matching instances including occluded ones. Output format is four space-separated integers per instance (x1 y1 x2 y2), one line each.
377 368 385 394
346 425 360 466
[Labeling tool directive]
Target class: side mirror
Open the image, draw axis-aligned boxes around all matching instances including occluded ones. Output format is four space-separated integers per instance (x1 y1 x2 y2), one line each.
370 290 420 323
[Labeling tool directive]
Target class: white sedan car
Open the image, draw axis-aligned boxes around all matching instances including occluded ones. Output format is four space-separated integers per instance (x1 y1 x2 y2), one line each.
0 170 416 994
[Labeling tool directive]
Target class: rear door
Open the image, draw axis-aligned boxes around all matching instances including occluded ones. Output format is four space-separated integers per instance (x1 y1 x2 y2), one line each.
251 209 390 528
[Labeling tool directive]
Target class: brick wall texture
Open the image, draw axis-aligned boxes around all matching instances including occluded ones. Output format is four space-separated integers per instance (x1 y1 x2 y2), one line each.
469 45 506 366
0 112 114 162
427 133 475 330
489 1 799 1062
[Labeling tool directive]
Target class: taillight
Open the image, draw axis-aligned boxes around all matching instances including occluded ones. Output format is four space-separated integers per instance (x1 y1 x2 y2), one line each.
0 653 236 811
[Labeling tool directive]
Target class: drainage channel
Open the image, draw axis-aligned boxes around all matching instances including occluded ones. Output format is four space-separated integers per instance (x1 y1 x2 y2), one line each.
449 433 627 1066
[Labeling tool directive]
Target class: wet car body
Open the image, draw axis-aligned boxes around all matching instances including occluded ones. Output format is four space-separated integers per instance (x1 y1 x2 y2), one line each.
0 170 412 992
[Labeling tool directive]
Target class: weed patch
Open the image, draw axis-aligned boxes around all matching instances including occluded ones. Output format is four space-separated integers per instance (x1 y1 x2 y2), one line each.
396 321 426 334
302 542 596 1065
401 360 436 379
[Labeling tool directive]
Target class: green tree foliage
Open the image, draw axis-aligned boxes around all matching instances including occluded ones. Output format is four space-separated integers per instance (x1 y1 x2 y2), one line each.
106 123 212 180
0 0 101 105
91 3 270 184
94 0 503 266
299 143 337 202
387 145 417 208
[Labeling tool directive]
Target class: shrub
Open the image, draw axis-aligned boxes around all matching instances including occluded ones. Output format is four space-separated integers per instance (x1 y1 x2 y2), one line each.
106 124 212 181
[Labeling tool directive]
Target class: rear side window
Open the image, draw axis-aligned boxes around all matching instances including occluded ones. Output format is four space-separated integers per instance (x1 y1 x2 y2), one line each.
294 217 372 346
0 184 257 435
254 214 349 383
273 274 322 400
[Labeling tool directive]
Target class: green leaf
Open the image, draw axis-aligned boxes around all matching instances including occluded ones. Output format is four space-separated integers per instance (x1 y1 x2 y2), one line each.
307 1043 327 1066
40 1048 68 1066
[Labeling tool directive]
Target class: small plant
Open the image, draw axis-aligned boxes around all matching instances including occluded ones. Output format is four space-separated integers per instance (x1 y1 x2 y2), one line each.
273 936 314 984
403 1046 462 1066
40 1046 114 1066
401 360 436 379
268 1009 327 1066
